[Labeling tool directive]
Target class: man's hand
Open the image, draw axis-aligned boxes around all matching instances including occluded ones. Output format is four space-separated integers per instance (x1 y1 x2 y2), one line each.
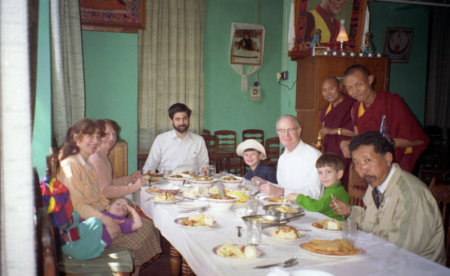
260 183 284 196
329 198 351 217
130 176 144 192
201 167 209 176
251 176 266 185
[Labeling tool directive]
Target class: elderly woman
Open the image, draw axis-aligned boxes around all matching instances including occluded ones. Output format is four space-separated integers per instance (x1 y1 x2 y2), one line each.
57 118 161 276
89 119 143 198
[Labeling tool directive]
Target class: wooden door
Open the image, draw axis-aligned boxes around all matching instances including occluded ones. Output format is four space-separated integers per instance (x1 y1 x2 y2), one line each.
108 141 128 178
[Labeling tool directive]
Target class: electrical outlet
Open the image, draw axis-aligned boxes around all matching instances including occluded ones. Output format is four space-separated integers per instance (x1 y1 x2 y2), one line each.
276 72 282 81
280 71 288 80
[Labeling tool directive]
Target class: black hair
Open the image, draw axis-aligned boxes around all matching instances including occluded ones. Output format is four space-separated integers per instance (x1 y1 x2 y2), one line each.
168 103 192 119
349 131 394 157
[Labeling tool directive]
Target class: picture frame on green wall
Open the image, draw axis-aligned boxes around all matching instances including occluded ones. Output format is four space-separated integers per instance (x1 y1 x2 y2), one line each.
80 0 145 33
383 27 414 63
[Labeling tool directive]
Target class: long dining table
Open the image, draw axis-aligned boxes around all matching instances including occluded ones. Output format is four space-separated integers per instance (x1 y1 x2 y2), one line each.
140 187 449 276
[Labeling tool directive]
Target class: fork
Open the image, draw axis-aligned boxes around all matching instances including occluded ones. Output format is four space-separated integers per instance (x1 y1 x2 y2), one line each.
254 257 298 269
178 206 208 213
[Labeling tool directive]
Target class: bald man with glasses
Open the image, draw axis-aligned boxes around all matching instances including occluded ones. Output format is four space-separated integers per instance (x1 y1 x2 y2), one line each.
254 115 322 199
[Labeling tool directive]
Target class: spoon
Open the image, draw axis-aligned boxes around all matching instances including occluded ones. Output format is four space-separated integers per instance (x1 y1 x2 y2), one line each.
254 257 298 269
236 226 242 237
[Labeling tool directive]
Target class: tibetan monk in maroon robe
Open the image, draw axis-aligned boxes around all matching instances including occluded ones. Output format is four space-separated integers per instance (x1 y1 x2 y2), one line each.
342 65 429 173
318 77 355 188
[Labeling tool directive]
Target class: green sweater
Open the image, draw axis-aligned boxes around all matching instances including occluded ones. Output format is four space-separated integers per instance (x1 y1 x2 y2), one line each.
296 181 349 221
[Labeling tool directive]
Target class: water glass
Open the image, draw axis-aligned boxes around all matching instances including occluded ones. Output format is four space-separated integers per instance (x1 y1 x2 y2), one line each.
245 198 259 216
246 220 261 246
342 221 358 244
208 165 216 177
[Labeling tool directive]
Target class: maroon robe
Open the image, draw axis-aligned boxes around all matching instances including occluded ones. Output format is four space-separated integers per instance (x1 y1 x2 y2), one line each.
351 91 429 172
320 94 355 188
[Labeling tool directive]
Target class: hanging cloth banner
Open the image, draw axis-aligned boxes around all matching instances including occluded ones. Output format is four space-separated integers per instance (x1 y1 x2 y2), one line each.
230 22 265 92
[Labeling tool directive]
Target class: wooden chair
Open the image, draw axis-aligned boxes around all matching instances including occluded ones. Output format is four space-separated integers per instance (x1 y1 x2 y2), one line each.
201 134 218 166
429 177 450 266
213 130 244 175
347 165 368 208
201 129 211 135
242 129 264 146
264 137 281 169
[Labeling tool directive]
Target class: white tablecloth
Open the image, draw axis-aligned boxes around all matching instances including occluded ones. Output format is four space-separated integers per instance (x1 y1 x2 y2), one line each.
140 188 449 276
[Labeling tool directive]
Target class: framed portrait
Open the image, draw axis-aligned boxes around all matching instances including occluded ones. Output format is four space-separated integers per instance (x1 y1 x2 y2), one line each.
230 23 265 66
290 0 367 57
79 0 146 33
384 27 414 63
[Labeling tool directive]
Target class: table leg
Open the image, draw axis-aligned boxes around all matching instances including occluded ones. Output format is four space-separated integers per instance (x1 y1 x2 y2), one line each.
169 245 181 276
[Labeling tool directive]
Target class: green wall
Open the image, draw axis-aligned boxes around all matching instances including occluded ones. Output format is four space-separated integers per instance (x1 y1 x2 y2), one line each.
83 31 139 173
204 0 283 142
32 0 52 178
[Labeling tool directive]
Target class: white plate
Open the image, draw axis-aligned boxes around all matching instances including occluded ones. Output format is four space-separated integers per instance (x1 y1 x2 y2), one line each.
150 195 182 204
311 223 342 234
174 217 216 229
212 244 264 259
299 243 365 258
262 226 309 242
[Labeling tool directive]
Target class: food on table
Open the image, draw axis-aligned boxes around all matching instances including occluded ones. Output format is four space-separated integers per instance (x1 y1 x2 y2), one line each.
182 189 198 199
266 196 288 203
208 194 235 200
181 170 191 175
209 186 220 194
153 192 177 202
225 190 247 203
144 170 163 177
312 218 343 230
216 244 258 258
169 174 184 178
301 239 360 256
275 205 298 213
192 176 214 181
180 214 215 227
221 176 239 181
146 188 159 193
272 225 301 239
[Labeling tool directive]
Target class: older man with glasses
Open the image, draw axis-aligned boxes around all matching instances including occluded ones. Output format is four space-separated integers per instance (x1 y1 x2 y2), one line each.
254 115 322 199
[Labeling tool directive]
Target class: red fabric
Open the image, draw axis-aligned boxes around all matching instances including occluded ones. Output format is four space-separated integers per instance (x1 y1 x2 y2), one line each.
351 91 429 172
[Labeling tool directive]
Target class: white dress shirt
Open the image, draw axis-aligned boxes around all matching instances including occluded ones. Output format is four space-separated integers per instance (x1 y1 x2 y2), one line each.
276 140 322 199
142 130 209 174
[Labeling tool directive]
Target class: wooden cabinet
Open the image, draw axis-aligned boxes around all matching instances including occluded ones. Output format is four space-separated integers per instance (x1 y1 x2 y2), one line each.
108 141 128 178
292 56 390 144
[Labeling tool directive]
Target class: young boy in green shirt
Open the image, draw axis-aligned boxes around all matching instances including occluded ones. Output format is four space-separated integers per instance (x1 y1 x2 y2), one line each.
286 153 349 221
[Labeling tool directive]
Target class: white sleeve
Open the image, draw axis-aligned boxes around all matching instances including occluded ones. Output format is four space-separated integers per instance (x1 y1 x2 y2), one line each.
142 137 161 173
197 137 209 170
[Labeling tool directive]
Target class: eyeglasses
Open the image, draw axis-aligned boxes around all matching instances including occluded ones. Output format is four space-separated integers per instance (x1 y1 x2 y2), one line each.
276 128 298 135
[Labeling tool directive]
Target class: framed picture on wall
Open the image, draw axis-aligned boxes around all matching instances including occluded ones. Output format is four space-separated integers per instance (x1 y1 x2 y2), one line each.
289 0 367 57
79 0 145 33
230 23 265 66
384 27 414 63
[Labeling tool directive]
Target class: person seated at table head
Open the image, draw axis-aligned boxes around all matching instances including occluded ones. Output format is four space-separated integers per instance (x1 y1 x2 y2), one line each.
142 103 209 176
330 131 446 265
286 153 349 221
340 64 429 173
255 114 322 199
236 139 277 184
89 119 145 199
101 197 143 249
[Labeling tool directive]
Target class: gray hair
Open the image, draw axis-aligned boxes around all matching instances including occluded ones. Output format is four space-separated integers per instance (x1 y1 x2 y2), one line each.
276 114 301 128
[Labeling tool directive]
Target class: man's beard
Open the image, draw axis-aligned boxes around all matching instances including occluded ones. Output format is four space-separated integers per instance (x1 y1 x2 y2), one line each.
173 124 189 133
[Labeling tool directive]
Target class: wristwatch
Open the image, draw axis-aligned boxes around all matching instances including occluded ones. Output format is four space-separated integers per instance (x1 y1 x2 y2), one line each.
337 128 342 135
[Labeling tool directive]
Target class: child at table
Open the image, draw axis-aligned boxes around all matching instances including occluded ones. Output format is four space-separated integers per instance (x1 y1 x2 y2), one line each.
286 153 349 221
236 139 277 184
101 197 143 248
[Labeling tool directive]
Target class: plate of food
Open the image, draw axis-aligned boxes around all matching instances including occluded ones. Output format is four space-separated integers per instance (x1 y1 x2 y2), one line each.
189 176 216 187
262 225 309 242
143 171 164 184
311 218 343 232
300 239 363 258
263 196 289 204
150 192 181 204
220 175 243 189
213 244 263 259
174 214 216 229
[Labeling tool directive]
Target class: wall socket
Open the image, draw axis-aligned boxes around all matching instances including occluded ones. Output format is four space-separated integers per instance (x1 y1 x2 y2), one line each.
276 71 288 81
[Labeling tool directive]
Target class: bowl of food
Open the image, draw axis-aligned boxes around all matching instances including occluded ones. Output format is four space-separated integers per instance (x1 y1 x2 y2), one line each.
157 183 181 195
204 194 237 211
220 175 243 189
263 204 304 220
166 174 187 186
241 214 282 229
189 176 215 188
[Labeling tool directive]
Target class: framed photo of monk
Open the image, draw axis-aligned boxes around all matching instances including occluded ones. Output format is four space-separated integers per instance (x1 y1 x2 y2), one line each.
79 0 146 33
383 27 414 63
230 23 265 66
290 0 367 55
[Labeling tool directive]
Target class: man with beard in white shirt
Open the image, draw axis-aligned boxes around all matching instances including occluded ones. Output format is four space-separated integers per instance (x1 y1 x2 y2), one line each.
142 103 209 176
254 115 322 199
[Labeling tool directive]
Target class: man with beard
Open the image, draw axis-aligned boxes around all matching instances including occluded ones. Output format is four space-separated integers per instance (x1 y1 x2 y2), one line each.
330 131 445 265
142 103 209 175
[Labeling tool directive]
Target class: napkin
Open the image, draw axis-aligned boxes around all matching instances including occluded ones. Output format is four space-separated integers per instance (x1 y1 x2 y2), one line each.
266 267 290 276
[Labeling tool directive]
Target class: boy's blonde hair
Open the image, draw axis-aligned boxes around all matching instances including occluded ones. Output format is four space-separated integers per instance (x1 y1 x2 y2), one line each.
108 197 134 217
315 153 345 172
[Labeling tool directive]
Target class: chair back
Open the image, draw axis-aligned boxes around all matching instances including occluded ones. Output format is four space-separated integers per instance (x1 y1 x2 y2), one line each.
201 129 211 135
429 177 450 266
347 165 367 208
214 130 237 149
201 134 218 151
264 137 281 169
242 129 264 146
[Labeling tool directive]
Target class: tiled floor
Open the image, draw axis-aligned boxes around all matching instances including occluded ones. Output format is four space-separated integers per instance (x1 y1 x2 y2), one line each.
140 236 171 276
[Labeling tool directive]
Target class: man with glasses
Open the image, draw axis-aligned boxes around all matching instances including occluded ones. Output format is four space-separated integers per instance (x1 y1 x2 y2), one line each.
256 115 322 199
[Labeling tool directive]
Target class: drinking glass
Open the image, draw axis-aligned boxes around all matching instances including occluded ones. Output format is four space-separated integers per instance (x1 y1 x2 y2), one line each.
342 221 358 244
246 220 261 246
245 198 259 216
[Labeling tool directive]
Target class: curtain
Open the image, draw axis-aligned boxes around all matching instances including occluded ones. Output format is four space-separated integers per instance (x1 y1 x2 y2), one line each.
138 0 205 150
50 0 86 146
0 0 35 274
425 8 450 132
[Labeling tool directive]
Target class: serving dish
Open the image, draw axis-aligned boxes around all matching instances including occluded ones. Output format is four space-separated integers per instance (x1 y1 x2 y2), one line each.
263 203 304 220
241 214 283 229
